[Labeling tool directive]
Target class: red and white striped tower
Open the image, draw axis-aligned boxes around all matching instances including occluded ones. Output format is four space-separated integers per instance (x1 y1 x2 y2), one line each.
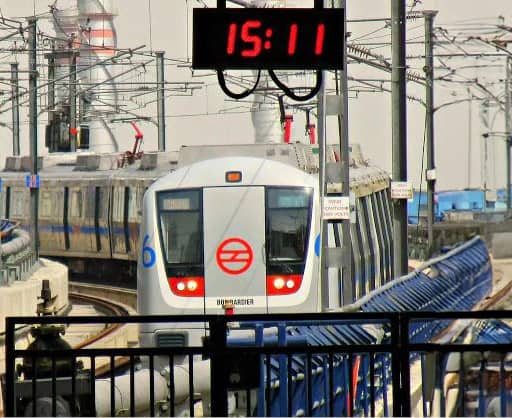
77 0 118 152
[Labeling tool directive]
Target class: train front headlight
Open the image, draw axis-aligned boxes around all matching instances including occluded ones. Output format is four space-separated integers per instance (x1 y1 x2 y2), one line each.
168 277 205 297
266 275 303 296
273 277 285 290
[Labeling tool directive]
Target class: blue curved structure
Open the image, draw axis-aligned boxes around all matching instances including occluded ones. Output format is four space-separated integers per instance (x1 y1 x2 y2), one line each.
245 236 492 416
0 219 18 243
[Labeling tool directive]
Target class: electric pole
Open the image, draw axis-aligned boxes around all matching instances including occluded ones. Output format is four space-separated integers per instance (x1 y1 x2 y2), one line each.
318 0 352 310
69 51 77 151
391 0 408 277
338 0 352 305
28 17 39 257
318 69 328 309
46 43 56 152
10 63 20 156
156 51 166 151
506 55 511 213
424 11 437 256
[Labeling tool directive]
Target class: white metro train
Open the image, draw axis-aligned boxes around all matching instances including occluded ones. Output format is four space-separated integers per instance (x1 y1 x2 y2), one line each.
137 143 393 349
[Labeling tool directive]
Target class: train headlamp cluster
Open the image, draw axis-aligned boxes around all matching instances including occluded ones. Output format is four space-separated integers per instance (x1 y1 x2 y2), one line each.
168 275 302 297
168 277 205 297
266 274 302 296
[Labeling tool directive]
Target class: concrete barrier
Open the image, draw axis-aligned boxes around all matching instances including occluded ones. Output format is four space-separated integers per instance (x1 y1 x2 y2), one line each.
0 258 68 334
491 232 512 259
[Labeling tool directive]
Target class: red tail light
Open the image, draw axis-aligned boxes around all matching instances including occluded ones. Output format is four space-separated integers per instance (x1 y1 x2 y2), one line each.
266 275 303 296
168 277 205 297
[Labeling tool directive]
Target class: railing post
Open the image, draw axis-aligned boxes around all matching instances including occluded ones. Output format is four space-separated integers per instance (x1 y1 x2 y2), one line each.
209 316 228 416
391 313 403 416
5 317 16 416
399 312 412 417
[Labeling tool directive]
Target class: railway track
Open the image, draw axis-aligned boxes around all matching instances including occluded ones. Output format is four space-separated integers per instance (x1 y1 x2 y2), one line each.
66 286 139 375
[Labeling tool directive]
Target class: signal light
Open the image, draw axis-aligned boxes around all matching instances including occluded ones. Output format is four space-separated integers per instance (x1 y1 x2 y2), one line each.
266 274 302 296
225 171 242 183
168 277 205 297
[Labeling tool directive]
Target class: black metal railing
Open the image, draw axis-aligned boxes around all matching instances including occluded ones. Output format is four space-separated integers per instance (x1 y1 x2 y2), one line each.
5 311 512 417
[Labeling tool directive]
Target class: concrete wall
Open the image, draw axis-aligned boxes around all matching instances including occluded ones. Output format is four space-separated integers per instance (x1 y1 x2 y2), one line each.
0 258 69 334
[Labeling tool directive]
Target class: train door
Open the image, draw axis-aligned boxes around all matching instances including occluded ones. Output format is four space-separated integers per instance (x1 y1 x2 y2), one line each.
203 187 267 314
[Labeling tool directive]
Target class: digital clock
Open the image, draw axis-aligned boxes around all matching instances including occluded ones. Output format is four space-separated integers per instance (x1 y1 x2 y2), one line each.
193 8 344 70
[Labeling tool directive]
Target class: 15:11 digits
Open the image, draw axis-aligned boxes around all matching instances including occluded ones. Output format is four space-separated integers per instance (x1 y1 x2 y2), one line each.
226 20 325 58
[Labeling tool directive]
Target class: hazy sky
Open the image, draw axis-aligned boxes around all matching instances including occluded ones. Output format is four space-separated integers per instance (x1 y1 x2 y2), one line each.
0 0 510 191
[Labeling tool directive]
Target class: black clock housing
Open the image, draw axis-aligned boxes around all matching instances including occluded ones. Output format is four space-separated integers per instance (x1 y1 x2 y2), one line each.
193 8 344 70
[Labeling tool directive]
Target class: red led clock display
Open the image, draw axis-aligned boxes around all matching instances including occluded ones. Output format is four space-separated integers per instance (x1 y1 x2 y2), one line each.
193 8 344 70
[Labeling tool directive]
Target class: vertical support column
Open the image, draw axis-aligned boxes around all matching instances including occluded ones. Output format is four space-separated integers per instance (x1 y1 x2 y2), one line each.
424 11 437 256
10 63 20 156
339 0 352 304
45 42 56 152
317 74 328 309
467 89 472 189
28 17 39 257
319 0 352 309
391 0 408 276
156 51 166 152
69 52 77 152
506 56 511 213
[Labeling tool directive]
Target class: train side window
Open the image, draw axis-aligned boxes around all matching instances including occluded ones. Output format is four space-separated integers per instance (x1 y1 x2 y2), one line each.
10 188 26 218
97 188 107 219
112 187 124 222
86 187 95 217
266 187 312 262
39 191 54 218
70 190 83 218
128 187 139 222
158 189 202 265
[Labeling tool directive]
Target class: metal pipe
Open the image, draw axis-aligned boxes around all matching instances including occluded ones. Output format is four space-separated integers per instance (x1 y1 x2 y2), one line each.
1 229 31 256
94 369 168 416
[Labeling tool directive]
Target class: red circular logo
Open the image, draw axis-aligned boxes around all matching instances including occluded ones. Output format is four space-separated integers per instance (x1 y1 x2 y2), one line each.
216 237 254 275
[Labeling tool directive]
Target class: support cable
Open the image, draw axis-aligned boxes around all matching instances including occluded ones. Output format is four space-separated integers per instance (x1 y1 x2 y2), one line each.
217 69 261 99
268 69 322 102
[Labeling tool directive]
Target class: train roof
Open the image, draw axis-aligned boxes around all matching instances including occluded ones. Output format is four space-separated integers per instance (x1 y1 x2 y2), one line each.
1 143 389 196
1 151 179 180
150 156 318 191
177 143 388 197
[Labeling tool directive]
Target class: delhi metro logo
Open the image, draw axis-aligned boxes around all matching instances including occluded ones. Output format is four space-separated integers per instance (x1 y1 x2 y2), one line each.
216 237 254 275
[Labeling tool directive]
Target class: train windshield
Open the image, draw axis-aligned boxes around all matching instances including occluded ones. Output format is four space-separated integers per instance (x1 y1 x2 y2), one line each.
266 187 312 262
157 190 202 265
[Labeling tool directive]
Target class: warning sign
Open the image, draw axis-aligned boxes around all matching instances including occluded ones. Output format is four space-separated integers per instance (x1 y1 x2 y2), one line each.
216 237 254 275
391 181 413 200
322 196 350 220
